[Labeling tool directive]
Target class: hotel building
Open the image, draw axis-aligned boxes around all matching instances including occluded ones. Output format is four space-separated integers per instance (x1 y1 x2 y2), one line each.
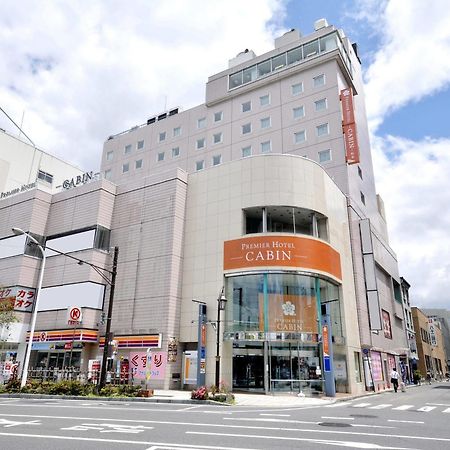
0 19 407 395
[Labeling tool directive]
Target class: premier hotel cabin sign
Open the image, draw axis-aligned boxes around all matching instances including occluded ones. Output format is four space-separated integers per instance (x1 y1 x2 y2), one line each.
223 235 342 281
340 87 360 165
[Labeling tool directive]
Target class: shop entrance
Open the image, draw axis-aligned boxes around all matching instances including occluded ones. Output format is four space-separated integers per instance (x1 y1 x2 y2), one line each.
233 341 323 394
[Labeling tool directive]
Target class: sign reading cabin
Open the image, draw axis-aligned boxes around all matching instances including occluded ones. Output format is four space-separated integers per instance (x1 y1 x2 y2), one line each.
223 235 342 281
62 171 100 189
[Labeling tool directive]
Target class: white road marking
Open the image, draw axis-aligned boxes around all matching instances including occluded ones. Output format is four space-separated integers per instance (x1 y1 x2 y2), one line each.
321 416 354 420
426 403 450 406
187 431 417 449
388 420 424 424
443 407 450 413
369 404 392 409
353 402 372 408
417 406 436 412
225 417 317 425
0 418 41 428
0 432 256 449
259 413 291 417
392 405 414 410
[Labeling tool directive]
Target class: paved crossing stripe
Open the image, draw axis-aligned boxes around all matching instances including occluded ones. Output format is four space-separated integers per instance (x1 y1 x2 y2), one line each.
392 405 414 410
443 408 450 413
369 404 392 409
417 406 436 412
353 403 371 408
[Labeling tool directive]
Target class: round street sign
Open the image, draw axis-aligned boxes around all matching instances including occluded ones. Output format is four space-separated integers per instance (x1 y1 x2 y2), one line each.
70 307 81 321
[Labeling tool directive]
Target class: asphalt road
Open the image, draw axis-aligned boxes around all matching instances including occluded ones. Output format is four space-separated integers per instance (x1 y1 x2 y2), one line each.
0 383 449 449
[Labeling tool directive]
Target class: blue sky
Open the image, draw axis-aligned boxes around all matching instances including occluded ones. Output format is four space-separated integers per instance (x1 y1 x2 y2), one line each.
0 0 449 309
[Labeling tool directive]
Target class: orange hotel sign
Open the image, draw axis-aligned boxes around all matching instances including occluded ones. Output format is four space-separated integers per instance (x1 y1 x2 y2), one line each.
223 235 342 281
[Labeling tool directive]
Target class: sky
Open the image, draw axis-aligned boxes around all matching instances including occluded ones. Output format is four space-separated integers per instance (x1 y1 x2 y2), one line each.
0 0 449 309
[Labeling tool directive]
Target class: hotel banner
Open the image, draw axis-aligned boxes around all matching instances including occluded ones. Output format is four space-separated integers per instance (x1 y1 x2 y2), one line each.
258 294 318 333
223 235 342 281
343 122 360 164
340 88 355 125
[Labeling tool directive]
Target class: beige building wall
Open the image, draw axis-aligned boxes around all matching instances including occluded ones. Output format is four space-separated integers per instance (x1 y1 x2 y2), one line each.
180 154 364 394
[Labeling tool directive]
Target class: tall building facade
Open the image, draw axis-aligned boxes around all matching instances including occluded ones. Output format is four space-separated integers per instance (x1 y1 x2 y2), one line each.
422 308 450 373
1 19 407 395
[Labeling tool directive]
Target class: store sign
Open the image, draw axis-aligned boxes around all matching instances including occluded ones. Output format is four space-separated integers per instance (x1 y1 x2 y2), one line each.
340 88 360 165
130 351 167 380
0 182 36 199
0 286 35 312
67 306 82 325
224 235 342 280
258 294 318 333
428 318 437 346
62 171 100 190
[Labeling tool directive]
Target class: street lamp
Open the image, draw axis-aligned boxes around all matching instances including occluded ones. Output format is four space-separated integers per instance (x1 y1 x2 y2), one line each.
12 227 118 391
215 288 227 388
12 228 45 389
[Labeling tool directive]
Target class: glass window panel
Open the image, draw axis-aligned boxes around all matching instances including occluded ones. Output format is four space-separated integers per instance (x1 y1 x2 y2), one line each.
229 71 243 89
242 146 252 157
287 47 302 65
157 152 165 161
292 82 303 95
242 123 251 134
272 53 286 70
135 159 143 169
320 34 337 53
214 111 223 122
260 94 270 106
293 106 305 119
159 131 166 142
257 60 271 77
124 144 132 154
294 130 306 143
196 138 205 149
243 65 257 84
315 98 327 111
212 154 222 166
261 141 271 153
122 163 129 173
106 151 113 161
94 226 111 251
213 132 222 144
318 149 331 162
316 123 329 136
242 101 251 113
104 169 112 180
137 140 144 150
260 117 271 129
172 147 180 157
304 39 320 58
313 74 325 87
173 127 181 137
197 117 206 129
196 160 204 171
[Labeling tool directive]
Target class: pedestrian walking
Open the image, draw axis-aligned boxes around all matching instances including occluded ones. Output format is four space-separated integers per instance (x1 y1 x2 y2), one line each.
390 367 400 393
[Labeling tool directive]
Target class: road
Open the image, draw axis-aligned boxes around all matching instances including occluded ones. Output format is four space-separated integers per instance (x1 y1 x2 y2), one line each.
0 383 449 449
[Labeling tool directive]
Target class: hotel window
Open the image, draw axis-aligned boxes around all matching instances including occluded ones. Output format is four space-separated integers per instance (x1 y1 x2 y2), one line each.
135 159 143 169
294 130 306 144
315 98 328 111
213 132 223 144
196 138 205 149
104 169 112 180
172 146 180 158
354 352 362 382
196 160 204 171
137 140 144 150
313 74 325 87
291 82 303 95
197 117 206 129
242 101 251 113
157 152 165 162
106 150 113 161
242 123 251 134
37 170 53 184
212 154 222 166
124 144 132 155
260 117 271 129
261 140 271 153
360 191 366 205
293 105 305 119
242 146 252 157
173 126 181 137
122 163 129 173
260 94 270 106
316 123 329 137
214 111 223 122
318 149 331 163
159 131 166 142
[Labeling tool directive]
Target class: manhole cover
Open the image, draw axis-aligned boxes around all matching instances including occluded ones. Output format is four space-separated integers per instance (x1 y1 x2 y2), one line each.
350 414 377 418
318 422 352 428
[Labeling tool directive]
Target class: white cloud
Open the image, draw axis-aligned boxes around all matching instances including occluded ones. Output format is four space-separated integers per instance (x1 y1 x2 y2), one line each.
363 0 450 130
0 0 286 169
372 134 450 308
360 0 450 308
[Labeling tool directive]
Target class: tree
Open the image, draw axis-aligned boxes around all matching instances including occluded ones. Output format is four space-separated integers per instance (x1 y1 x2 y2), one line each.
0 288 18 340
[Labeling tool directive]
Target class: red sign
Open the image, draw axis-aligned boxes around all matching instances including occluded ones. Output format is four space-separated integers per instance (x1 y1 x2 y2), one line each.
343 122 360 165
340 88 355 125
323 325 329 356
224 235 342 281
67 306 82 325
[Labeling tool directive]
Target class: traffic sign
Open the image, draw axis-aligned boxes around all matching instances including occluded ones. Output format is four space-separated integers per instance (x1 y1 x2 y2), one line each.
67 306 83 325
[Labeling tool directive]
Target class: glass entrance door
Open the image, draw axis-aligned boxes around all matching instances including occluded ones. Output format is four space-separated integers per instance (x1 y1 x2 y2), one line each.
232 343 264 391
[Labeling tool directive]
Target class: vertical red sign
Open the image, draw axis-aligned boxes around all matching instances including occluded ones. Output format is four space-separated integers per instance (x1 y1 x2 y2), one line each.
340 88 355 125
340 88 360 165
323 325 329 356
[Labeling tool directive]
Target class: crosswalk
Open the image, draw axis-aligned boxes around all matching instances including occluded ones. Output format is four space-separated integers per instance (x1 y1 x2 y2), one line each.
334 401 450 414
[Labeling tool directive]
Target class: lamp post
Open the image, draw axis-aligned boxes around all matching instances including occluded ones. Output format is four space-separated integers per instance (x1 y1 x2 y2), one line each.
215 288 227 388
12 227 118 390
12 228 46 389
